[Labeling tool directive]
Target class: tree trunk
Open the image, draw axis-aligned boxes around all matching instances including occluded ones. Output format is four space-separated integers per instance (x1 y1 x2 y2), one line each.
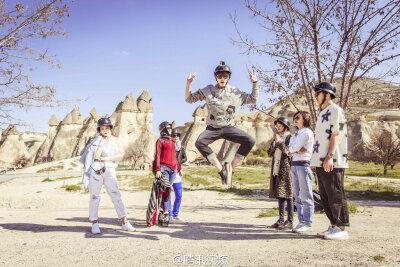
383 165 388 175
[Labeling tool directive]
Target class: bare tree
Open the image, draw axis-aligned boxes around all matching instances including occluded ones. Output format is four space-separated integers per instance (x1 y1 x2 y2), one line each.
232 0 400 123
123 131 152 169
0 0 71 127
13 154 29 168
364 130 400 175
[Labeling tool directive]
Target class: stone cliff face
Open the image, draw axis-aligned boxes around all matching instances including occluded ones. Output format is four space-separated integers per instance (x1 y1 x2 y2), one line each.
33 91 156 166
35 108 84 163
347 111 400 159
0 125 30 167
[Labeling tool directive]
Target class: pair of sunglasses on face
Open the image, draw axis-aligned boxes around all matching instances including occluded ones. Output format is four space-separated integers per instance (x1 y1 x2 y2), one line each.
314 90 323 97
293 116 301 121
215 73 230 79
172 135 179 138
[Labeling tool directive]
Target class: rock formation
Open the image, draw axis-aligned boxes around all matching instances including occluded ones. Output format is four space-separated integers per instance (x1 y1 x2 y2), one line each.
0 125 30 167
34 91 156 166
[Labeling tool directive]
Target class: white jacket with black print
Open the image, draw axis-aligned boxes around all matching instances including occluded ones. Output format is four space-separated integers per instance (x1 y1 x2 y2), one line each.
185 82 259 128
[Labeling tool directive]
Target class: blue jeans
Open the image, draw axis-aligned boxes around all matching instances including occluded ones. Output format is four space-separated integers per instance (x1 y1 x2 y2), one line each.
168 182 183 217
291 166 314 225
161 164 177 185
161 164 177 211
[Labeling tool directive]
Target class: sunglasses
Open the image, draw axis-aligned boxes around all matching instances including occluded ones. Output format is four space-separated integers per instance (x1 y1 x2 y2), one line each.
172 134 179 138
314 90 322 97
215 73 229 79
293 116 301 121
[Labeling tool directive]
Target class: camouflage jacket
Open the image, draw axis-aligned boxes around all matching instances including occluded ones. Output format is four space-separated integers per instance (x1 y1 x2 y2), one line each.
185 82 259 128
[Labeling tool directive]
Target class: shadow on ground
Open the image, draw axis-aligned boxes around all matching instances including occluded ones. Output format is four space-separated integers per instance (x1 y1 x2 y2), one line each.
0 221 158 240
0 217 322 241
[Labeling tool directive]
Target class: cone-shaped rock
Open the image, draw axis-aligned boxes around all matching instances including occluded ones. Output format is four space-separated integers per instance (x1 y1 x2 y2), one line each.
115 93 138 113
90 107 100 121
71 107 83 124
192 104 208 117
49 115 60 126
137 90 153 112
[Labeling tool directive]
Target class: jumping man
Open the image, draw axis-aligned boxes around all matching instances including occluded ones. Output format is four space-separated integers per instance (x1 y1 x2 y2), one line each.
185 61 258 183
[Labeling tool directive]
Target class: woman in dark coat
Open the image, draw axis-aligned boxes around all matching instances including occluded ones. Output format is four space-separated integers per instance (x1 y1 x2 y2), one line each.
267 117 293 230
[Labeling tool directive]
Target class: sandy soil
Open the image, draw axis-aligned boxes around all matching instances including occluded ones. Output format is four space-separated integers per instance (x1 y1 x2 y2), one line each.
1 171 400 267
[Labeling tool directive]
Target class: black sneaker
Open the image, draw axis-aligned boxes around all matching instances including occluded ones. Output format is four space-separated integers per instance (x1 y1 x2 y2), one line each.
219 162 231 184
278 220 293 230
270 218 284 228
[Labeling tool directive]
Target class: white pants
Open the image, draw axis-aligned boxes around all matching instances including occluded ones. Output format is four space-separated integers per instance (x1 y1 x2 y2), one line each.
89 168 126 221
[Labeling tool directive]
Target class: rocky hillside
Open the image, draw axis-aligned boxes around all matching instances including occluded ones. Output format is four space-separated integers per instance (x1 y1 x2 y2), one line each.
0 91 156 168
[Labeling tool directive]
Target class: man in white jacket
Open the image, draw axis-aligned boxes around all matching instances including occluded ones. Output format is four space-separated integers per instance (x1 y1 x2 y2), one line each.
185 61 258 184
311 82 349 240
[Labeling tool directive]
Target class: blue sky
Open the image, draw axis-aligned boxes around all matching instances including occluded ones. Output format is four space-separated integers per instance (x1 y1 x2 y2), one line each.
17 0 269 133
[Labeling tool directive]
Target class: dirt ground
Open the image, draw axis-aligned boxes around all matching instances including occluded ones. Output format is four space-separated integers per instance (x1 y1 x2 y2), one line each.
1 172 400 267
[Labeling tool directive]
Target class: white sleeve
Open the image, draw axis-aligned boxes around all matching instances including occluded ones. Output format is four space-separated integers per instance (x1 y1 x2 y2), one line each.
288 132 309 153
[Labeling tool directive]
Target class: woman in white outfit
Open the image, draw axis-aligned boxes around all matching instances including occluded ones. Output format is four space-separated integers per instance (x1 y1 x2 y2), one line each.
288 111 315 234
89 117 135 234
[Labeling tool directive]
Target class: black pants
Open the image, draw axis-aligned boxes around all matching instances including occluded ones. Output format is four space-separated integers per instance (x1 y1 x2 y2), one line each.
195 125 255 161
316 167 350 227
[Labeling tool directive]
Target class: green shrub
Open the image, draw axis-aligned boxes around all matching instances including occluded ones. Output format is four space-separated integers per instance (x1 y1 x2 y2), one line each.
252 148 268 158
61 184 81 192
245 154 268 165
184 175 211 186
373 256 385 262
41 178 54 182
347 201 359 214
37 165 64 173
257 208 279 218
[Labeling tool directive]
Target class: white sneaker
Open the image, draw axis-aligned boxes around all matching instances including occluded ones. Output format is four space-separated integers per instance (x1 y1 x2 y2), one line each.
324 226 349 240
91 222 101 234
173 217 185 223
169 217 174 224
121 221 136 232
317 225 333 237
292 222 305 233
296 224 313 234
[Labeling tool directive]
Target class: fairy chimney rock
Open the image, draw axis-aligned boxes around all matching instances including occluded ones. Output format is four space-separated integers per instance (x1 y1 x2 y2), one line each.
193 104 208 117
116 93 138 113
90 107 100 121
137 90 153 112
61 112 73 125
3 124 19 136
192 104 208 123
71 107 83 124
48 115 60 126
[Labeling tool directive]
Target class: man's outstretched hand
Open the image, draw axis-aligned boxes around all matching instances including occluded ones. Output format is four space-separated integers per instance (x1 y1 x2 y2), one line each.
187 72 197 84
249 71 257 83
